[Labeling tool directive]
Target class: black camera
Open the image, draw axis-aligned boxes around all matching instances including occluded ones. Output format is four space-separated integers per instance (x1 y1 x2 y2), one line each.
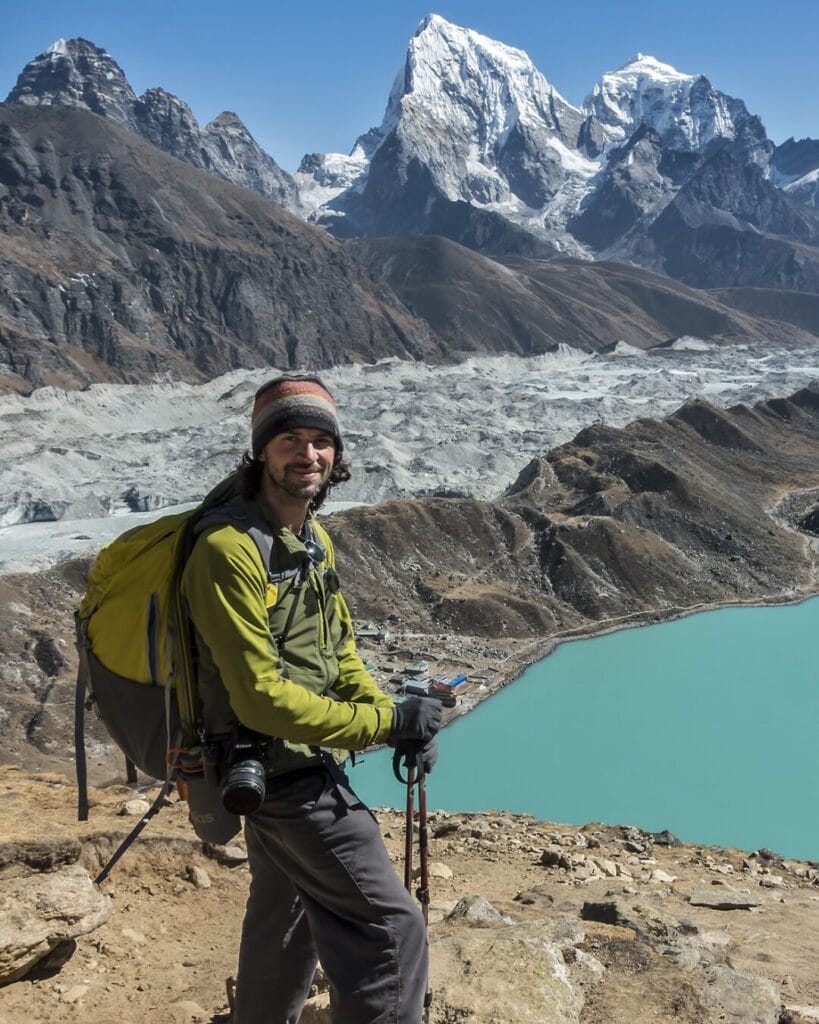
220 739 267 815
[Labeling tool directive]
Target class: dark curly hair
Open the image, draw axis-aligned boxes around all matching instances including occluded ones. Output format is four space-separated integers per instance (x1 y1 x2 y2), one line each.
237 449 351 512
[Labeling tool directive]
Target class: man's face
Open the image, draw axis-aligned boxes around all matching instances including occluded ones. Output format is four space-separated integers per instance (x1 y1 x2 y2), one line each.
259 427 336 501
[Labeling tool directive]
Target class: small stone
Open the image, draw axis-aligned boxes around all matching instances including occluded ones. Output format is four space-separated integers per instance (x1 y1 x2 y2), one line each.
187 865 212 889
785 1008 819 1024
652 869 677 884
169 1000 209 1023
514 888 554 907
572 948 606 982
413 861 453 880
121 927 147 943
61 984 89 1004
432 821 461 838
206 843 248 866
445 895 513 926
119 799 151 817
759 874 784 888
688 891 763 910
596 858 619 877
540 846 571 869
649 830 683 847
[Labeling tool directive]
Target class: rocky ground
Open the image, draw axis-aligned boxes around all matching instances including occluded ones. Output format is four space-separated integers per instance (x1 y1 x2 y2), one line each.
1 766 818 1024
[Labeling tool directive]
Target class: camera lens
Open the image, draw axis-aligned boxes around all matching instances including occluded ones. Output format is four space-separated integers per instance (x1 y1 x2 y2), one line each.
221 759 266 815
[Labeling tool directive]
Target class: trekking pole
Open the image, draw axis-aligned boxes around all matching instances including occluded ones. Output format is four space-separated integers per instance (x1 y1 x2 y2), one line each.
94 774 176 885
402 755 415 891
393 748 433 1024
416 758 430 929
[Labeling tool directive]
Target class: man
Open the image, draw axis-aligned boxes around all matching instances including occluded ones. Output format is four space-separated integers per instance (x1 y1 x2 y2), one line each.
181 374 441 1024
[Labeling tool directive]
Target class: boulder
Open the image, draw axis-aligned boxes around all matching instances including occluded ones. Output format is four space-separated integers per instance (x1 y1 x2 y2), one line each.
0 864 111 984
701 965 782 1024
431 922 583 1023
581 899 694 937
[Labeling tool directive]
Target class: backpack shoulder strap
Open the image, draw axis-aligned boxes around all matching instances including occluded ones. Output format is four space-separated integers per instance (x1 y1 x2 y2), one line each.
192 502 302 584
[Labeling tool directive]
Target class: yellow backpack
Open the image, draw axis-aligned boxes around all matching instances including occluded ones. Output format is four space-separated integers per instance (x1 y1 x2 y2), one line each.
74 474 289 870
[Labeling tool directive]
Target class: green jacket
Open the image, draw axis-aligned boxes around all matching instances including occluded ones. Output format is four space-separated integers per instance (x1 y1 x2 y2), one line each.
180 498 395 775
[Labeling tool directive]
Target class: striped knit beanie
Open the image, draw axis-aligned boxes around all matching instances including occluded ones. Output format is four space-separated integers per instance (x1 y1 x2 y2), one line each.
251 374 343 456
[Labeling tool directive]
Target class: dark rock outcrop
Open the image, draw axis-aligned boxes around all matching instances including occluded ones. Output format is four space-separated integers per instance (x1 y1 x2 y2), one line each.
0 104 434 391
622 151 819 290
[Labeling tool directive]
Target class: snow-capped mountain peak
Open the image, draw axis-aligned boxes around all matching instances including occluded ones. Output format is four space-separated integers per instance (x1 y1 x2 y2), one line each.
585 53 699 146
583 52 770 164
391 14 582 152
618 53 695 84
8 37 137 129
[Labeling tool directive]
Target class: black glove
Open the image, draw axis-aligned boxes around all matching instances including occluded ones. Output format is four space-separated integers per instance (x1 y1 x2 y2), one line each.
389 697 442 744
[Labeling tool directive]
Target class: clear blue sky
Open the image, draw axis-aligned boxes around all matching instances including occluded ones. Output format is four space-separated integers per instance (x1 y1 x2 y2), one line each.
2 0 817 172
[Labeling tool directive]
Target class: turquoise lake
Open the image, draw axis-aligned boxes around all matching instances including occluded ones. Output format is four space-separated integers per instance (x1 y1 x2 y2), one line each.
350 597 819 861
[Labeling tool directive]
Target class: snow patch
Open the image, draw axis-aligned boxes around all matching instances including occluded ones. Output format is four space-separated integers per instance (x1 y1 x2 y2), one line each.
670 336 712 351
46 39 69 57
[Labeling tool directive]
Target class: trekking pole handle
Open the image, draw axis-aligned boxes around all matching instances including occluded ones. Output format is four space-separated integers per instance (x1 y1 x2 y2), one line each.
392 746 427 785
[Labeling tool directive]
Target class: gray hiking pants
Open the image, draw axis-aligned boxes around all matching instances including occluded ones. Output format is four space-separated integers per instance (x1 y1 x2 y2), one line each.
232 766 427 1024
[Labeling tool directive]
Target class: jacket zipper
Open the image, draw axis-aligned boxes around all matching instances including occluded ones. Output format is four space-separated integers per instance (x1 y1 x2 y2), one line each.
310 572 333 687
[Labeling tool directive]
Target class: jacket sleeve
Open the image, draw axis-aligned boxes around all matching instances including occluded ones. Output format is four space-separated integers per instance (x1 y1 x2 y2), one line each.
182 527 394 749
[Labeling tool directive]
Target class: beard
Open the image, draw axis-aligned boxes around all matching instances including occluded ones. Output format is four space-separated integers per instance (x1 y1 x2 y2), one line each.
264 462 331 501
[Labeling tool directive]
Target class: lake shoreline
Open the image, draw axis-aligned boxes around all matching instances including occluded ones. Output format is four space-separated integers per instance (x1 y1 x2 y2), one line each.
420 583 819 726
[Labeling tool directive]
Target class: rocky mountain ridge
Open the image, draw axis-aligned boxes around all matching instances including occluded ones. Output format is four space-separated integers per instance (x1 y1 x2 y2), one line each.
298 15 819 288
0 103 437 392
5 100 818 392
6 38 299 211
8 19 819 294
